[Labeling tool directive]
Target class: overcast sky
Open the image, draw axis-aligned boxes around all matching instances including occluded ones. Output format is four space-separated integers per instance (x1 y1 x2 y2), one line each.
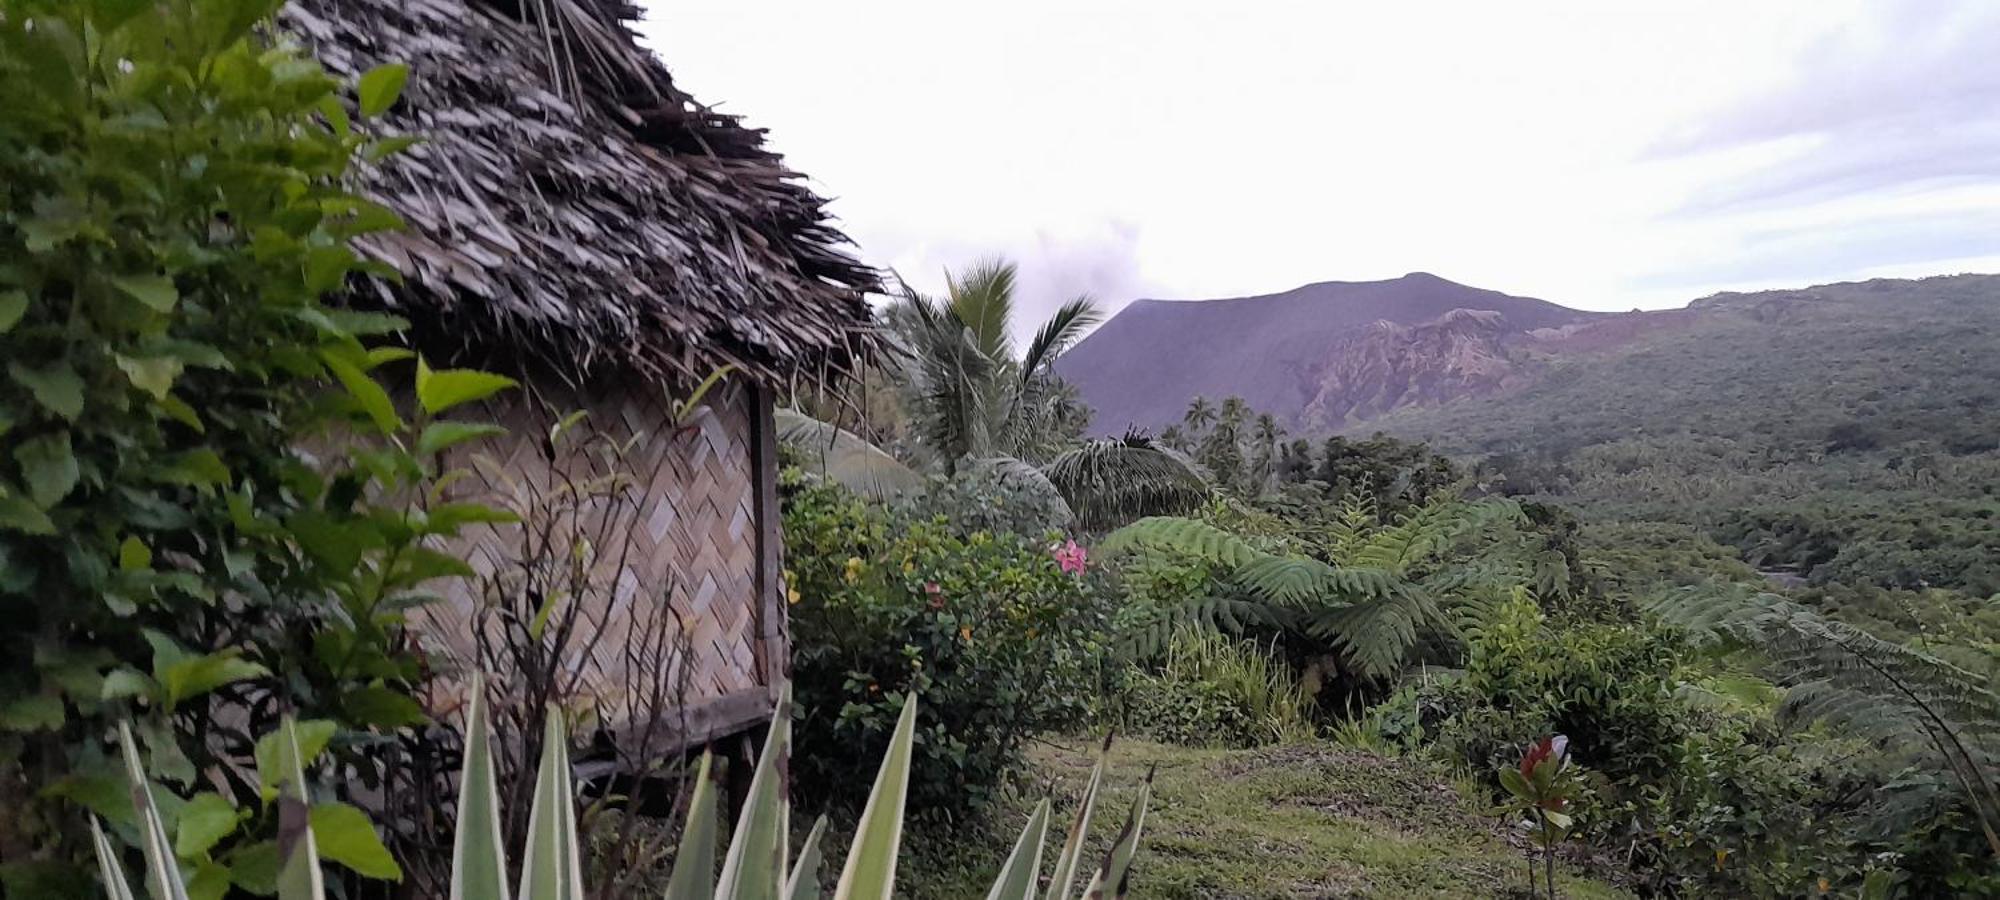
639 1 2000 335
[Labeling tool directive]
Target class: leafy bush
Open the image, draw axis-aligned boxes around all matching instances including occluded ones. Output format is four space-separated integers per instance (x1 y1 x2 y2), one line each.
0 0 507 879
1438 596 1689 787
1118 630 1315 748
782 472 1110 821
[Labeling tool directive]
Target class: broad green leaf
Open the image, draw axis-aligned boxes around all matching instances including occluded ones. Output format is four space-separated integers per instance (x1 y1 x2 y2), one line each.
984 799 1051 900
0 290 26 334
9 361 85 419
517 708 582 900
160 652 267 710
417 422 505 457
0 495 56 535
786 816 829 900
357 63 409 117
320 352 401 434
423 502 518 534
101 668 156 702
662 753 718 900
0 694 64 732
154 448 230 490
309 803 401 881
118 354 185 400
1081 768 1153 900
120 536 154 571
89 816 138 900
110 275 178 313
176 793 242 859
158 395 204 432
1045 735 1110 900
187 863 231 900
255 720 339 798
717 687 796 900
363 135 424 162
341 686 425 728
831 692 917 900
14 431 78 508
272 719 326 900
226 841 280 895
416 361 516 415
450 675 508 900
118 722 191 900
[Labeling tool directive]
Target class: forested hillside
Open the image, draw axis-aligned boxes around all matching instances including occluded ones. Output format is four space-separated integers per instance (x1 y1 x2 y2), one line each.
1370 274 2000 597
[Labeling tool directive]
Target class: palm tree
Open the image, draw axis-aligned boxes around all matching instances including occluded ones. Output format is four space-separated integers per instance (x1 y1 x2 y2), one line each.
788 257 1211 530
1252 413 1286 489
1183 396 1216 437
1159 424 1191 454
888 259 1100 466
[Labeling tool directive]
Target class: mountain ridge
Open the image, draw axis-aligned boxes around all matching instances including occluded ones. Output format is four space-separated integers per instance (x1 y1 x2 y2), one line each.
1054 272 1600 434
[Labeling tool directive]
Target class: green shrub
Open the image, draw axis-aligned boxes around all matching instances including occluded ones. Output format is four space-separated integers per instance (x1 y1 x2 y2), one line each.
0 0 505 879
782 472 1110 822
1118 630 1314 748
1440 596 1689 785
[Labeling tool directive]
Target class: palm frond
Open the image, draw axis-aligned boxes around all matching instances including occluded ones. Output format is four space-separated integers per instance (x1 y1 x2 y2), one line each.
1044 436 1209 531
945 258 1018 362
776 408 926 500
1022 296 1103 379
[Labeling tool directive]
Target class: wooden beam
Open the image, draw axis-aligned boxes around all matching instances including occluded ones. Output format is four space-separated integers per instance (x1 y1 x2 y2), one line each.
747 384 788 701
600 687 775 768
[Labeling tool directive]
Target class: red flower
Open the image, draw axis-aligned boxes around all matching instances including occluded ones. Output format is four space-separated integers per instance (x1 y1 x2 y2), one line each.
924 581 945 609
1520 734 1570 780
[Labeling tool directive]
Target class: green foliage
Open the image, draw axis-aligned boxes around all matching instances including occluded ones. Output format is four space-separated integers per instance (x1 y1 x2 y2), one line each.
1043 432 1210 532
1102 497 1529 681
1116 630 1316 748
1443 596 1689 785
0 0 508 878
781 473 1110 821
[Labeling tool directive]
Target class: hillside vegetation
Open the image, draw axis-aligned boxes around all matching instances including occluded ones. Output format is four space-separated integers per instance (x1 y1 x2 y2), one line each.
1371 274 2000 596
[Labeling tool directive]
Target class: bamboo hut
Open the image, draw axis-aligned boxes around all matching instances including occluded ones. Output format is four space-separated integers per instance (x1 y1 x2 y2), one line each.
286 0 878 752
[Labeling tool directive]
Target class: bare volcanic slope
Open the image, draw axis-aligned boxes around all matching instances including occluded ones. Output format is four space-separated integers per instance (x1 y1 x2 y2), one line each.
1054 272 1598 434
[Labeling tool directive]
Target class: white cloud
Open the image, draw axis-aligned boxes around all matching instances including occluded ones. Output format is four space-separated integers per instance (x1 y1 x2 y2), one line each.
638 0 1995 340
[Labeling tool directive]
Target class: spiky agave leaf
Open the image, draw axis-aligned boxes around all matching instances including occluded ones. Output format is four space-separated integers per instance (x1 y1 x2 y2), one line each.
1081 766 1154 900
517 708 583 900
716 685 794 899
451 674 509 900
89 816 137 900
663 753 720 900
1044 735 1110 900
785 816 830 900
271 718 325 900
982 799 1051 900
832 693 919 900
115 722 193 900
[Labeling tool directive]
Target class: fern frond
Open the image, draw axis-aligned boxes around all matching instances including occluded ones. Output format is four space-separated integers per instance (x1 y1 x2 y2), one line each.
1118 595 1278 659
1101 517 1266 568
1303 589 1445 681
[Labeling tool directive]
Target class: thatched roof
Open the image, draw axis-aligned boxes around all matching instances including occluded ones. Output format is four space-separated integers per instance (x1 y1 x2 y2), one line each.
286 0 881 386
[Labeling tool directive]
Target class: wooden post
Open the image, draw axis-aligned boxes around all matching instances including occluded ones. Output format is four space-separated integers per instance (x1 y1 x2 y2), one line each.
747 384 788 700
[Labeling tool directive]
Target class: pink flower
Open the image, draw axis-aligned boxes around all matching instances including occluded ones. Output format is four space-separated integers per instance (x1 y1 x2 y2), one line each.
924 581 945 609
1053 539 1088 576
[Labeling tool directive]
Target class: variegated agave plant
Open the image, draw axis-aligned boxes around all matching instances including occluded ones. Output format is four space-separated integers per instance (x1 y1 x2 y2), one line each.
90 679 1151 899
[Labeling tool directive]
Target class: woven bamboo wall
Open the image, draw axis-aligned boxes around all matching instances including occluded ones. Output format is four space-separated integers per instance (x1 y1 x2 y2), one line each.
417 380 777 738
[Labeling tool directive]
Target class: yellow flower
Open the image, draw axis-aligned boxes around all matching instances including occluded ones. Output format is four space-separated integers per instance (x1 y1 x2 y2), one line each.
843 556 864 584
787 586 801 605
901 558 915 574
960 625 973 642
1713 849 1729 871
1816 877 1830 894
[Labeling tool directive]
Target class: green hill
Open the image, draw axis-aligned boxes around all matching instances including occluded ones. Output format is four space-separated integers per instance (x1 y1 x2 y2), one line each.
1366 274 2000 596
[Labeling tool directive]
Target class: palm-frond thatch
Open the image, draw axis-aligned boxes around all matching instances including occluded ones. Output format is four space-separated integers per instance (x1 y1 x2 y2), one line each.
286 0 881 385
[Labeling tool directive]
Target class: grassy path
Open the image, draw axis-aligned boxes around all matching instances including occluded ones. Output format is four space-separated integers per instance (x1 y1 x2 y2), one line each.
906 738 1630 899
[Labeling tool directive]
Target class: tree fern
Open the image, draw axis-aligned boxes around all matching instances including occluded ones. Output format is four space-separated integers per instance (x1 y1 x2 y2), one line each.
1104 495 1524 681
1650 586 2000 855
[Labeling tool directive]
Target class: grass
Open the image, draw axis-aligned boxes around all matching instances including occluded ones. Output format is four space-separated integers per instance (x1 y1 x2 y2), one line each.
903 737 1631 899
